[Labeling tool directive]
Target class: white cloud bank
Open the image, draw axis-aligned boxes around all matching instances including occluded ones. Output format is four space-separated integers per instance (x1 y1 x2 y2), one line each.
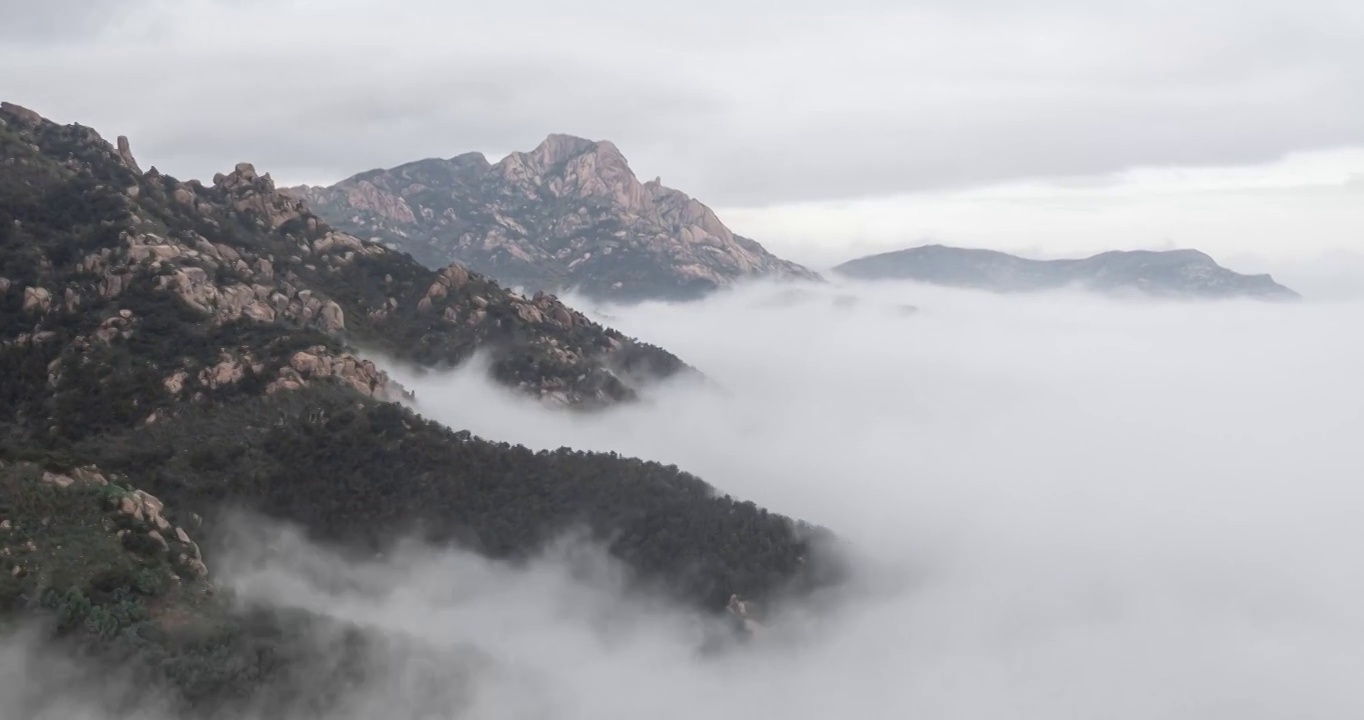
8 279 1364 717
390 280 1364 717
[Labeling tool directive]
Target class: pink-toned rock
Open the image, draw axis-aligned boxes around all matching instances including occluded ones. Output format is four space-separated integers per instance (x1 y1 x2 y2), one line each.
22 287 51 314
116 135 142 174
0 102 43 127
514 303 544 324
319 300 345 331
42 472 74 489
199 359 244 388
164 371 189 394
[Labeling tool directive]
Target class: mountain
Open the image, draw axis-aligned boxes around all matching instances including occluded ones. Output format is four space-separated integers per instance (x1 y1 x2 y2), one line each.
0 104 693 410
0 101 842 715
287 134 821 302
833 244 1302 300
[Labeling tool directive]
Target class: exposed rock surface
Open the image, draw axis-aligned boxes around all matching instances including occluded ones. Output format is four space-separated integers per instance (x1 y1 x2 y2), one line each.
288 134 821 302
268 346 413 402
833 244 1302 300
2 461 211 607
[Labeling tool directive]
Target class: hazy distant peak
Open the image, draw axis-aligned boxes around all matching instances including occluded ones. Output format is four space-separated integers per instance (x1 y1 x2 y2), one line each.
834 244 1300 300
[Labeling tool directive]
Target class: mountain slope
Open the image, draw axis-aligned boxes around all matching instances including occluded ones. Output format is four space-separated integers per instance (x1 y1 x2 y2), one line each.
0 103 692 409
833 244 1301 300
0 101 842 714
288 135 821 302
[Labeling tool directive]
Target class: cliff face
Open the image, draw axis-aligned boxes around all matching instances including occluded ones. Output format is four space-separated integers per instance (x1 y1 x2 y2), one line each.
834 244 1302 301
289 134 821 302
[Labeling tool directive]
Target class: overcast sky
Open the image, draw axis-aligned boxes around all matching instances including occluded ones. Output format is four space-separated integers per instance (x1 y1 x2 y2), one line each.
3 0 1361 265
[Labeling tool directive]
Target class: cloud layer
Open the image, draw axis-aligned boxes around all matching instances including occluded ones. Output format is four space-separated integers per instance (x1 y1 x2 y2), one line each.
6 279 1363 717
396 280 1364 717
406 280 1364 717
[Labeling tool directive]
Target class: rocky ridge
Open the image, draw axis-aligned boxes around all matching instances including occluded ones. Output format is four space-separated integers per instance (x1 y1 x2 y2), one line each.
833 243 1302 300
0 102 692 411
288 134 821 302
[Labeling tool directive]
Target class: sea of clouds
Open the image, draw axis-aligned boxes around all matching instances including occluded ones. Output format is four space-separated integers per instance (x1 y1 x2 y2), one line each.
8 278 1364 718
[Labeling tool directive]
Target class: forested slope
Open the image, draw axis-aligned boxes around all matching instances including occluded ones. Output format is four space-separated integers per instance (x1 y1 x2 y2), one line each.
0 101 843 716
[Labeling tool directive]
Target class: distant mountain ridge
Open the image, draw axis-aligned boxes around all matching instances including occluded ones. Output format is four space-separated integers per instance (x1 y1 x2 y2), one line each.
833 244 1301 300
287 135 821 302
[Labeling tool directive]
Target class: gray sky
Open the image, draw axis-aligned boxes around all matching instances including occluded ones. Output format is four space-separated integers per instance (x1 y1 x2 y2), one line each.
3 0 1362 262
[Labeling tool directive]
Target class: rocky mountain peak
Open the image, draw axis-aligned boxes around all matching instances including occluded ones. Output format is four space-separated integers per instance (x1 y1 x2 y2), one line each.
297 136 820 301
526 133 600 169
0 101 43 127
211 161 311 231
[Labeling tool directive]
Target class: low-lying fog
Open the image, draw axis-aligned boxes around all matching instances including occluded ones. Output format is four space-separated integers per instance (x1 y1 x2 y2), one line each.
393 281 1364 717
16 280 1364 718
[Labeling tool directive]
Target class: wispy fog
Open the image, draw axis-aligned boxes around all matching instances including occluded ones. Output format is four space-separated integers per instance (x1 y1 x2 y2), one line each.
11 280 1364 717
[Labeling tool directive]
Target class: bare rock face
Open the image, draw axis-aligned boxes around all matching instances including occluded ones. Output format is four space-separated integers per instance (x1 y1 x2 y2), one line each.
22 286 51 313
289 136 822 302
0 101 43 127
341 179 416 224
116 135 142 174
214 162 307 230
268 346 413 403
199 354 246 389
318 300 345 332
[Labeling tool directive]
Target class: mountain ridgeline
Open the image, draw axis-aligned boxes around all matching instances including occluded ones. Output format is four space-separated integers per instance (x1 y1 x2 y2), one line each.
287 134 821 302
834 244 1301 300
0 101 843 716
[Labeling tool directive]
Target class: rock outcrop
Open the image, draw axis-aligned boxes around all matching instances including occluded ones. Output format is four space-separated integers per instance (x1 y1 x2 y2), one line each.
833 244 1302 301
268 346 413 403
288 135 821 302
116 135 142 174
2 461 210 595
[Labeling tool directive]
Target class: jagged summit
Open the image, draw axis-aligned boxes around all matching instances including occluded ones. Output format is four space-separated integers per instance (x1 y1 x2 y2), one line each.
525 132 602 168
833 244 1301 300
288 135 820 302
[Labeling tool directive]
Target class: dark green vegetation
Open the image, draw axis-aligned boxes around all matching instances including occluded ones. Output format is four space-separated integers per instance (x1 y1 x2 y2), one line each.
0 103 843 715
0 462 372 719
833 243 1301 300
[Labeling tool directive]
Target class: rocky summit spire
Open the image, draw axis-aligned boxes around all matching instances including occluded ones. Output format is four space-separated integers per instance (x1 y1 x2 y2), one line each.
116 135 142 174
